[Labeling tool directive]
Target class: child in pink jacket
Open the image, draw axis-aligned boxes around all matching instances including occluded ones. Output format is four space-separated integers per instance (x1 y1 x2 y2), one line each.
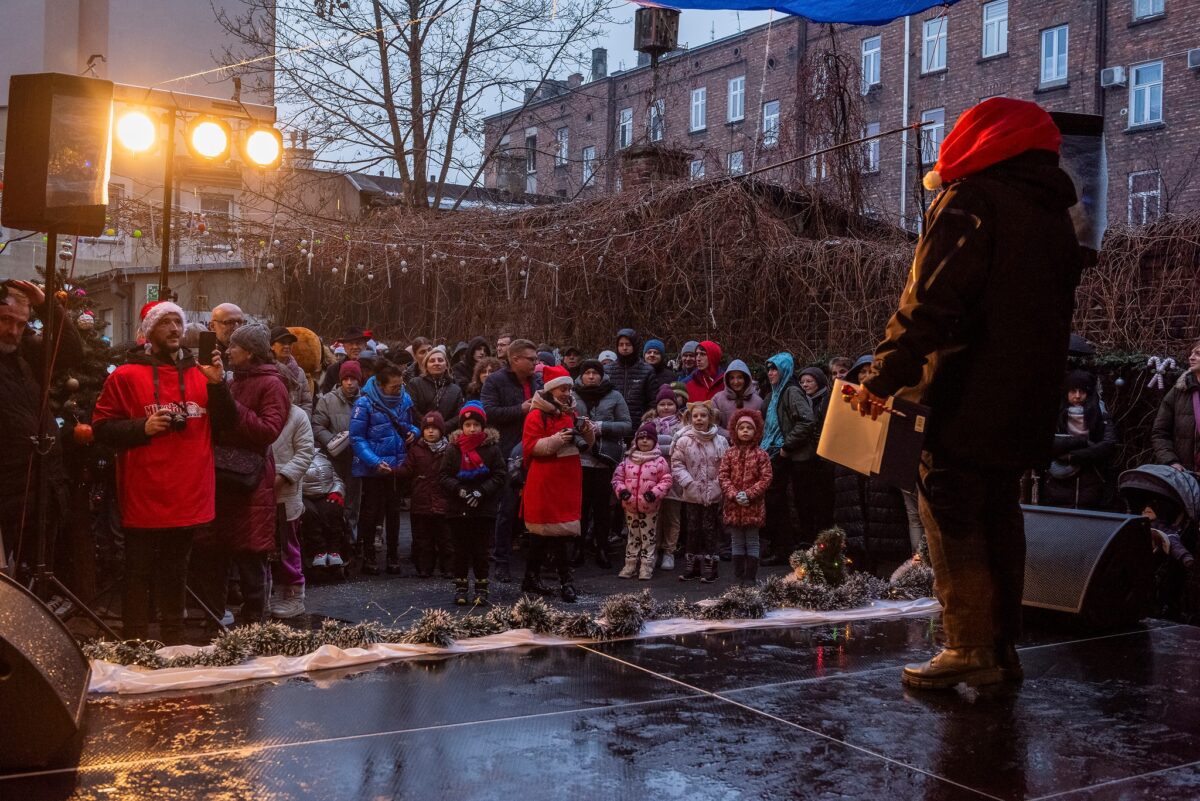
612 422 674 580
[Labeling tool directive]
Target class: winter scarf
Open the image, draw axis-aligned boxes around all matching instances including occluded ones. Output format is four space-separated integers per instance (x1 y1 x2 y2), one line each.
456 431 490 480
1066 406 1089 437
427 436 448 455
763 352 795 452
628 444 662 464
575 377 615 409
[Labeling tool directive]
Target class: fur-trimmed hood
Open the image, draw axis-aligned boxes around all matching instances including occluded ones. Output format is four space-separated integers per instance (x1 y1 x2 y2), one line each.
448 427 500 446
727 407 765 447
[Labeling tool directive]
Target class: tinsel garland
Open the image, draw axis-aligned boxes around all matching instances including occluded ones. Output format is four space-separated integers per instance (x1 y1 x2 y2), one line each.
84 565 935 670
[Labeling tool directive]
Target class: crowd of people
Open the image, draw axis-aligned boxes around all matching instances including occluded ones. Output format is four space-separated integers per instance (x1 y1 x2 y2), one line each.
1 280 1197 643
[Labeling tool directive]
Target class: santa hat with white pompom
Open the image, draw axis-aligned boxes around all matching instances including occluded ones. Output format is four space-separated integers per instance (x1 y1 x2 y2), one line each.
922 97 1062 191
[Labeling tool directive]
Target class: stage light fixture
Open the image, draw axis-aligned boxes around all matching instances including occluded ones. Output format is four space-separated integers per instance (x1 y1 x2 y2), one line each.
187 116 231 161
115 109 156 153
243 126 283 168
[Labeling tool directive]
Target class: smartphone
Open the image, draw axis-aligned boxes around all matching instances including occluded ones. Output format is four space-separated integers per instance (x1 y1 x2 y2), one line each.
198 331 218 359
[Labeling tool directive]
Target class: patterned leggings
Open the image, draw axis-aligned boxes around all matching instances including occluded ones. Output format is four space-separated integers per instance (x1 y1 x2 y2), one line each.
683 502 721 556
624 509 659 561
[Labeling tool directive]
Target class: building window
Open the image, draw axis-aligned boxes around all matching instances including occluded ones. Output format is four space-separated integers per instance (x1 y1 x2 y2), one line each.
920 108 945 165
863 122 881 173
982 1 1008 58
582 146 596 185
1040 25 1068 85
727 75 745 122
618 108 633 149
648 99 665 142
200 193 233 218
1130 61 1164 126
1133 0 1164 19
690 158 705 180
807 137 828 182
525 133 537 193
762 100 780 147
690 87 707 132
922 17 947 73
1128 169 1161 224
861 35 881 92
727 150 744 175
555 127 569 166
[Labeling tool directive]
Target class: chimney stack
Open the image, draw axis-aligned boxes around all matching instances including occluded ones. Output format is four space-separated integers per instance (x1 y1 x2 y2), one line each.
591 47 608 80
568 72 583 89
637 51 651 68
523 86 535 103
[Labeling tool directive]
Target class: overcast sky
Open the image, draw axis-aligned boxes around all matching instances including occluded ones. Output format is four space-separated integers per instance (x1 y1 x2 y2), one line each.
598 6 775 75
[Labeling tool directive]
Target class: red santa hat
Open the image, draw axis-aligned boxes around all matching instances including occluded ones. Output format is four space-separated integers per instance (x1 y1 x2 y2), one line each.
138 301 187 337
541 365 573 392
922 98 1061 191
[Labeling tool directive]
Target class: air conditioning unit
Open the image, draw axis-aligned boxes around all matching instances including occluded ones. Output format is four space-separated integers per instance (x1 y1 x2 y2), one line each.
1188 48 1200 70
1100 66 1127 88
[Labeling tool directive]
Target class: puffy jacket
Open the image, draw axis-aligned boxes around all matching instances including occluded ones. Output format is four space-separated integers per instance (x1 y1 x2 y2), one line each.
272 404 316 521
605 328 656 422
713 359 764 432
834 465 911 568
574 378 633 467
863 150 1083 469
1152 370 1199 471
312 386 357 473
763 380 817 462
718 409 773 528
407 372 464 430
612 451 673 515
349 377 420 477
439 428 508 518
398 438 450 516
210 362 290 554
302 451 344 498
670 425 729 506
480 365 542 457
647 362 678 399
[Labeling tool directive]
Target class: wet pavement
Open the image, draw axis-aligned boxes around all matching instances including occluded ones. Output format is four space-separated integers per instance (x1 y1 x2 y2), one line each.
5 613 1199 800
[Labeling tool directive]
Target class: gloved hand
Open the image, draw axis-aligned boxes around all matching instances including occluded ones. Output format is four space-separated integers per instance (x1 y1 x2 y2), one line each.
327 492 345 507
618 489 633 501
459 488 472 500
643 491 656 503
466 490 482 508
736 491 750 506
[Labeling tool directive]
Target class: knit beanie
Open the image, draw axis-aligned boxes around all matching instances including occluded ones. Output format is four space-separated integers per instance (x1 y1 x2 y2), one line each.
542 365 573 392
655 384 677 404
643 338 665 355
579 358 605 377
635 421 658 441
923 97 1061 190
138 301 186 338
799 366 829 390
681 341 699 355
230 323 275 363
459 400 487 424
420 410 447 436
598 350 617 364
339 360 362 383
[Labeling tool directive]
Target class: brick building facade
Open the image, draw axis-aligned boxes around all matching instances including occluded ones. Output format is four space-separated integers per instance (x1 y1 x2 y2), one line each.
483 1 1200 230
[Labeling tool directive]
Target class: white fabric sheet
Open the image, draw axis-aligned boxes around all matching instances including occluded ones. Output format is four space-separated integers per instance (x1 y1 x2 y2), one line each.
90 597 940 695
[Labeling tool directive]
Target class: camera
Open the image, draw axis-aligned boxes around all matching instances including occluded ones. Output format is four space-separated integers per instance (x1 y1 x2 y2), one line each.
168 412 188 432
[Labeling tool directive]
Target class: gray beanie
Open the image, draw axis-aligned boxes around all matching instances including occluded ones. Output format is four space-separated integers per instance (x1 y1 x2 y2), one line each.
230 323 275 363
681 340 700 355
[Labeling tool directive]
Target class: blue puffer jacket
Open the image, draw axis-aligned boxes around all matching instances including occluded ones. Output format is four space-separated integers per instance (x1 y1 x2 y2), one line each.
350 376 420 477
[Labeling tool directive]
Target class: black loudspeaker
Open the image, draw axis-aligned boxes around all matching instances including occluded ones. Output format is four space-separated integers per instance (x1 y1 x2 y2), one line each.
0 572 91 770
1022 506 1155 628
1 73 114 237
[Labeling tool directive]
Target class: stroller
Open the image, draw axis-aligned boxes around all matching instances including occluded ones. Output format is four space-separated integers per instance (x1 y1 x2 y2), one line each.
300 452 355 581
1118 464 1199 622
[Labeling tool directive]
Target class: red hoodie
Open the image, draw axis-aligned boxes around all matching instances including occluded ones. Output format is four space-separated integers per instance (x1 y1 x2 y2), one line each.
684 340 726 403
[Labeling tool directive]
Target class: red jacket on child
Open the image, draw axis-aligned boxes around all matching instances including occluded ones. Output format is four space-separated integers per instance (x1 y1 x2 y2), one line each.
718 409 773 528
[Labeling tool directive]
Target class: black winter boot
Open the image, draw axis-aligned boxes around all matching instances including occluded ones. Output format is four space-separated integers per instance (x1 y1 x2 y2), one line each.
732 555 746 581
360 539 380 575
679 553 700 581
744 555 760 585
454 578 469 606
472 579 490 607
699 555 719 583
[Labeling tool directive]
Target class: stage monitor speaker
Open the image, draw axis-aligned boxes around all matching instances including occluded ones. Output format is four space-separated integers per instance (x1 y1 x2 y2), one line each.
0 572 91 770
1 72 114 237
1022 506 1154 628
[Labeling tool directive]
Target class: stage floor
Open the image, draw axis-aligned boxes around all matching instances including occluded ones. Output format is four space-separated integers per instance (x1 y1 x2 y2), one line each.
4 616 1199 800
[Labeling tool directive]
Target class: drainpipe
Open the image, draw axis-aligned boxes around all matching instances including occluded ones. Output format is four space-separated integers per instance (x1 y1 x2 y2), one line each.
899 15 911 228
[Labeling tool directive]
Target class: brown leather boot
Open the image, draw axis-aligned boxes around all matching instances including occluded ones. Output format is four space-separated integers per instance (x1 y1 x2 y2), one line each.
901 647 1003 690
995 641 1024 683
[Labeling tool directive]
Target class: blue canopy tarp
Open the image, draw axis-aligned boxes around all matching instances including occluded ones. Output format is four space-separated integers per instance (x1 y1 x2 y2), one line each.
638 1 960 26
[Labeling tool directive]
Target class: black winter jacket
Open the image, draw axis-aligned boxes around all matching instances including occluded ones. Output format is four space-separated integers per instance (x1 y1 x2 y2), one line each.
605 328 655 424
863 150 1084 470
1152 371 1199 471
407 373 464 430
480 366 542 457
439 428 508 518
834 466 911 568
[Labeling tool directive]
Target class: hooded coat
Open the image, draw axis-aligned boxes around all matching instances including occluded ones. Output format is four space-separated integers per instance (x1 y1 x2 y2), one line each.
713 359 764 431
718 408 773 528
604 328 656 423
684 341 726 403
762 352 817 462
452 336 492 388
798 367 832 433
349 376 420 477
312 385 358 475
862 150 1084 469
439 427 507 518
272 404 316 521
210 362 291 554
1152 370 1200 472
670 421 730 506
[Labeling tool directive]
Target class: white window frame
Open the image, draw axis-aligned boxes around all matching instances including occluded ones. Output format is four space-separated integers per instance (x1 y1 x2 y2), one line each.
727 75 745 122
1127 169 1161 224
762 100 780 147
920 108 945 165
727 150 744 175
581 146 596 185
617 108 633 149
1040 25 1069 85
982 1 1008 58
807 137 828 182
690 158 705 180
863 122 881 173
922 17 947 73
648 99 665 142
1130 61 1164 126
861 36 881 93
555 127 569 166
690 87 707 132
1133 0 1164 19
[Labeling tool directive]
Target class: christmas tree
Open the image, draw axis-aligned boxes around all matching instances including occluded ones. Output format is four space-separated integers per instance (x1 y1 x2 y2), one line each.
788 527 851 587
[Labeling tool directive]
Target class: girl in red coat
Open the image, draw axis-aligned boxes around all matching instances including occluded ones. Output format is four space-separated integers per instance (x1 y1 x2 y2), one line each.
612 422 673 580
521 366 595 602
718 408 773 585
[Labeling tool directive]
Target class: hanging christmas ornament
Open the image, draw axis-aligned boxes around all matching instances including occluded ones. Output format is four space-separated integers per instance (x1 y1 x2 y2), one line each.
65 377 81 392
273 239 281 247
76 312 96 331
1146 356 1176 390
72 423 94 446
75 288 87 297
55 290 69 302
58 248 73 262
132 229 143 238
331 266 339 274
300 239 309 248
400 260 408 273
1114 377 1126 387
458 260 466 268
197 221 207 234
266 261 275 270
300 248 308 257
367 273 374 281
106 364 116 374
105 228 116 237
356 262 364 271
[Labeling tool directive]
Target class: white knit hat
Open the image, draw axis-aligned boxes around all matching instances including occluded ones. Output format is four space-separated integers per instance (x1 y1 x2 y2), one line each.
138 301 187 337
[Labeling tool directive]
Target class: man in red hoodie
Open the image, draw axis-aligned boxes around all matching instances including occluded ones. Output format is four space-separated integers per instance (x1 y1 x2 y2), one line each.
93 301 233 643
683 340 726 403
